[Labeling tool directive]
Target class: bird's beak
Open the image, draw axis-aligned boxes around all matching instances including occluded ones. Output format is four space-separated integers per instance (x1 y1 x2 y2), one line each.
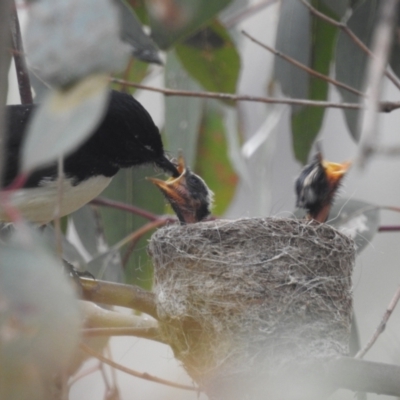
147 156 188 204
322 160 351 182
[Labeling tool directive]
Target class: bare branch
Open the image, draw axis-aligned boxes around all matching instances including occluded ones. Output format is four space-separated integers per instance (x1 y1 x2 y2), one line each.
242 30 364 97
79 277 158 319
359 0 400 166
111 78 400 112
0 0 12 190
83 327 161 341
299 0 400 92
9 2 33 104
91 196 174 222
80 343 197 391
355 284 400 359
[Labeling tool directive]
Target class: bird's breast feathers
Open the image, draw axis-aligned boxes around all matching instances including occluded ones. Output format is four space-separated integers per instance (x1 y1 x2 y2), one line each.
0 175 112 223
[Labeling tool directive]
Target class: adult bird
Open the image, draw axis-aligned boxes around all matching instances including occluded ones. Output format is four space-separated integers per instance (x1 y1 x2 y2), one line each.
2 90 179 223
148 156 213 224
295 152 351 223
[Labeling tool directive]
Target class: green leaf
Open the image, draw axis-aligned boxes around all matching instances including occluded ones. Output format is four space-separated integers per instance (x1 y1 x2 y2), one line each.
112 57 149 94
389 5 400 79
291 1 338 164
336 0 378 140
126 0 148 24
322 0 349 18
22 75 109 173
164 50 204 168
194 102 238 215
275 0 310 101
99 167 165 289
175 20 240 97
117 0 162 64
146 0 233 49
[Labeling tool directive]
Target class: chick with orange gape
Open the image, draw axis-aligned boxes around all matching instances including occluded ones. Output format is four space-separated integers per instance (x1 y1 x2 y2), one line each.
295 151 351 223
148 155 213 224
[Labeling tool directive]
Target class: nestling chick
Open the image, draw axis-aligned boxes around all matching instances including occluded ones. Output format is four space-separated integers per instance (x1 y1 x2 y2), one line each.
295 152 351 223
148 156 213 224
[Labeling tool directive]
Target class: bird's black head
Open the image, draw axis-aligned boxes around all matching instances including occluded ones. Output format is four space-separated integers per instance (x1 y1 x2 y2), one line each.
295 153 351 222
148 156 213 224
84 90 178 177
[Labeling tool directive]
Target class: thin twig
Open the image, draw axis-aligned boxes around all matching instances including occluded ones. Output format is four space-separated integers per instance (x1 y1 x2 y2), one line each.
110 78 400 112
299 0 400 91
378 225 400 232
0 0 12 190
9 2 33 104
242 30 364 97
68 362 101 388
355 284 400 359
82 327 162 341
224 0 278 28
359 0 399 167
80 343 197 391
80 277 158 319
91 197 165 221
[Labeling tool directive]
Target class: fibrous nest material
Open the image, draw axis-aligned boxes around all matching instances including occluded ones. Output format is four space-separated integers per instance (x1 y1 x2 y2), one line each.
148 218 355 396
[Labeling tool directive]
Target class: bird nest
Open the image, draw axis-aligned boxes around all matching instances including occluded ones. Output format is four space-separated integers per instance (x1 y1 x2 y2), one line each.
148 218 355 396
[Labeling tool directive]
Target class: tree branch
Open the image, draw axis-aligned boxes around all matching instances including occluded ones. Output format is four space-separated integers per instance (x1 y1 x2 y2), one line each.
80 343 197 391
299 0 400 92
9 2 33 104
79 278 158 319
110 78 400 112
0 0 12 190
80 300 161 343
355 284 400 359
242 30 364 97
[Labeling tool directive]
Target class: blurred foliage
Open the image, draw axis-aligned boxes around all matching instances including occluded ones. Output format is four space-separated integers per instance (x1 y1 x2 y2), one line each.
195 102 238 215
175 20 240 98
99 167 165 289
145 0 234 49
112 57 149 94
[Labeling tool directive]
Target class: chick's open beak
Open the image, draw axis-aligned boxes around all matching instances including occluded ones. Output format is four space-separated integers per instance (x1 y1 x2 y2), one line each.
321 160 351 183
147 156 188 206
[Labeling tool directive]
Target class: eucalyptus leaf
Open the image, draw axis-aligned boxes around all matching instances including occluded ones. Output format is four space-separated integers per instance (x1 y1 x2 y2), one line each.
175 20 240 97
389 5 400 79
0 228 81 373
147 0 233 49
291 2 338 164
194 101 237 216
164 50 203 168
100 167 164 289
21 75 109 173
71 205 105 257
336 0 379 140
87 248 124 283
25 0 130 86
322 0 349 18
112 58 149 95
40 225 87 269
275 0 310 102
117 0 162 64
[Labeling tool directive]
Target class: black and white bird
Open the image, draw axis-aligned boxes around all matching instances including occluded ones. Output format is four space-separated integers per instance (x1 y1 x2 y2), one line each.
148 156 213 224
2 90 179 223
295 152 351 223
